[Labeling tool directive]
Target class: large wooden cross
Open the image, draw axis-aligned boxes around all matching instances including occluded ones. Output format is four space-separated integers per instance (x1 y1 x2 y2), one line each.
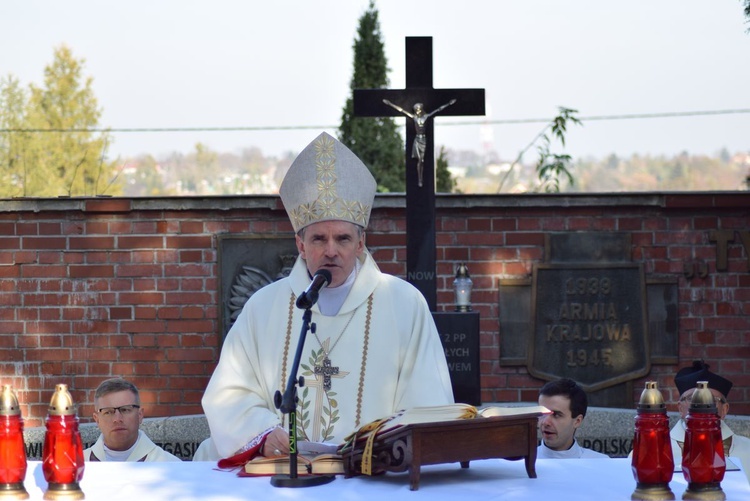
353 37 485 310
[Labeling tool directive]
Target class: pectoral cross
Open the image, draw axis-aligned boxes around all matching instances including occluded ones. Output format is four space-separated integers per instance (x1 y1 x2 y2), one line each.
314 357 339 392
306 353 349 441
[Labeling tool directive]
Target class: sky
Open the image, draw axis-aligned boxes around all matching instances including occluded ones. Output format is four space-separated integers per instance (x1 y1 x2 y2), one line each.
2 0 749 163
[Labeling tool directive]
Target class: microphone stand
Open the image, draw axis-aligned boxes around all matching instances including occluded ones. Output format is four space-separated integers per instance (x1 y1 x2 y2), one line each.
271 307 335 488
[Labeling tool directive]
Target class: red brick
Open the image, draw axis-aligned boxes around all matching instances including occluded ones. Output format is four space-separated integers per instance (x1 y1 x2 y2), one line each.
132 334 157 347
116 265 163 278
166 348 214 361
69 236 116 250
166 320 213 333
118 236 164 249
84 199 132 213
120 321 167 333
166 235 212 249
134 307 158 320
110 307 132 320
69 265 115 278
180 307 204 319
22 237 66 250
83 221 108 234
17 223 38 236
179 221 204 234
109 220 132 234
165 292 213 305
164 264 211 277
179 250 203 263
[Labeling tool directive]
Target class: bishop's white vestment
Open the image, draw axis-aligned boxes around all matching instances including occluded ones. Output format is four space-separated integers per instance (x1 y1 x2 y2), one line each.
201 251 454 460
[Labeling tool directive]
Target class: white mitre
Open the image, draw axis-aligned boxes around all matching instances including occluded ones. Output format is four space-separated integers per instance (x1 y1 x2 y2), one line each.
279 132 377 233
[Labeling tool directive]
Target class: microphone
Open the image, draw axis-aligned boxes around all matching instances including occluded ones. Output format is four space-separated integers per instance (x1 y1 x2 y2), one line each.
295 269 332 310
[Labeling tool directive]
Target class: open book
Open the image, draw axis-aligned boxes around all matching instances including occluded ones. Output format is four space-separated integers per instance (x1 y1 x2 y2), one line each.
479 405 551 418
342 403 550 447
241 452 344 477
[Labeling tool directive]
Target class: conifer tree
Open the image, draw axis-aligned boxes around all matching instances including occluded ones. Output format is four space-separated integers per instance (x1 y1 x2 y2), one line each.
0 45 119 197
339 1 405 192
0 76 28 197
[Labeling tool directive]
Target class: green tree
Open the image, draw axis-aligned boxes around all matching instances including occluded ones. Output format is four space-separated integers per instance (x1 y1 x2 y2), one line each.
339 1 405 192
1 45 119 197
0 76 29 197
435 146 456 192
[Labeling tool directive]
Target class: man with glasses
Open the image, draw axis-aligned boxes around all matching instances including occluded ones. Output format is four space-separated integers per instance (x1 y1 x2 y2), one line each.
84 378 180 462
670 360 750 483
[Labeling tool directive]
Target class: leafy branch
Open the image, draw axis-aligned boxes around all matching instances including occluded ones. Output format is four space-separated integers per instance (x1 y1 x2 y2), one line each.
497 106 582 193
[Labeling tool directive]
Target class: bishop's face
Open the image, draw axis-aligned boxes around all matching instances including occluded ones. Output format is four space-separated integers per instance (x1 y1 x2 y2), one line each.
296 220 365 288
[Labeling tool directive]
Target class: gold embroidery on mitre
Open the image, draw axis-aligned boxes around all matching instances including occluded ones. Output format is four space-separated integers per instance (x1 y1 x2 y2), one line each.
314 133 335 158
282 134 367 228
280 133 376 232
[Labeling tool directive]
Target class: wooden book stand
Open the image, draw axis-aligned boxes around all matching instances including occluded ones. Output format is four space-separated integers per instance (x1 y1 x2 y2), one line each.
340 412 540 490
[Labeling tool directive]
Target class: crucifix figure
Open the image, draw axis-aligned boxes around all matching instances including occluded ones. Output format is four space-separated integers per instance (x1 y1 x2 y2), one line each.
353 37 485 310
382 99 457 187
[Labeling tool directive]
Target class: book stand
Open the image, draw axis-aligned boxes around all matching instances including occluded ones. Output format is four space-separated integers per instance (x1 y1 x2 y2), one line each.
340 413 540 491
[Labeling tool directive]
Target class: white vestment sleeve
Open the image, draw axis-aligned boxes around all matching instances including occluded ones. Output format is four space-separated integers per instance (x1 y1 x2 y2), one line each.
202 295 283 459
387 275 455 410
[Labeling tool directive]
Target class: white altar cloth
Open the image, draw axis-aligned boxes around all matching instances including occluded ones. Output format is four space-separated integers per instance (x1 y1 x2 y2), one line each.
20 458 749 500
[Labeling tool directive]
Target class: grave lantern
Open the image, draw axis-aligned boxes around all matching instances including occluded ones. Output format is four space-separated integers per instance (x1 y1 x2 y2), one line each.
681 381 725 501
453 263 473 312
42 384 85 500
0 385 29 500
631 381 674 500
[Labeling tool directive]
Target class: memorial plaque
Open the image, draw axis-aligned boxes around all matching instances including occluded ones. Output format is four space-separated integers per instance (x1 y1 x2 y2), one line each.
528 263 650 392
432 312 481 405
218 234 297 344
500 279 677 368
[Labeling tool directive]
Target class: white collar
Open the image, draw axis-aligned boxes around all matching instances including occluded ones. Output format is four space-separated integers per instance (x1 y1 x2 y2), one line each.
102 434 139 461
317 259 360 316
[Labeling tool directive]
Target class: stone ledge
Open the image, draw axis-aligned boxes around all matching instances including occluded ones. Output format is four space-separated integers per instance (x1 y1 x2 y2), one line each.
5 192 748 215
22 409 750 460
23 414 209 461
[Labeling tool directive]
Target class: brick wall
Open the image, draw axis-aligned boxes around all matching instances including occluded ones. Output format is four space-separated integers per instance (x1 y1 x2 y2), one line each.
1 193 748 427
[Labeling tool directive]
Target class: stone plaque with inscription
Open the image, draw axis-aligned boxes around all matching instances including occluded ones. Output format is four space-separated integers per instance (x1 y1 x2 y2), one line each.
528 263 650 392
432 312 481 405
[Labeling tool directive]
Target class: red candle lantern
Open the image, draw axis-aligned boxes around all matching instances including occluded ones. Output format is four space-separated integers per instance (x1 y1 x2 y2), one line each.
0 385 29 500
681 381 725 501
41 384 85 500
631 381 674 501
